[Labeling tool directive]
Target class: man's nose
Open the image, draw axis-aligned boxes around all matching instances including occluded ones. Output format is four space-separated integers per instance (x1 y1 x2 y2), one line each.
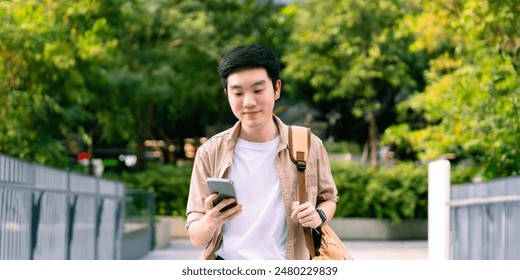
243 92 256 107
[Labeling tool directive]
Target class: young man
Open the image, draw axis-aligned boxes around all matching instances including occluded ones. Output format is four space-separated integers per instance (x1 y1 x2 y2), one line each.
186 44 338 260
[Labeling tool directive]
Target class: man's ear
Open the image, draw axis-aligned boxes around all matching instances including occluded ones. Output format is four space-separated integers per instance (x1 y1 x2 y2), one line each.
275 80 282 100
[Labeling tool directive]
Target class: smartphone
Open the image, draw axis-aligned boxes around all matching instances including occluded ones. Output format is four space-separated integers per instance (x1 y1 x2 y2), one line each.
207 178 238 212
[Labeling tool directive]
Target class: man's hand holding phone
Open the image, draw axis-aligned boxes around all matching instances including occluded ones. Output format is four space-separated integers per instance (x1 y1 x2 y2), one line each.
208 178 239 212
206 193 240 213
188 179 243 248
203 178 242 224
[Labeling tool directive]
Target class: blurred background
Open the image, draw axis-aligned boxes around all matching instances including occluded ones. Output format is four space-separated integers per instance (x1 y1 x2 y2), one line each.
0 0 519 259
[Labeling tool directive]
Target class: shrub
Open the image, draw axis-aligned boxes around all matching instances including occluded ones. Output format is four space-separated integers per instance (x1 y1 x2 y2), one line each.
105 163 193 217
332 162 428 224
331 162 373 218
106 161 476 224
323 141 362 154
451 163 483 184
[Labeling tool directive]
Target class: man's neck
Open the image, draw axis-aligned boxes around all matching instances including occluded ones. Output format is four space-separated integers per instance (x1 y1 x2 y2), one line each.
239 120 279 143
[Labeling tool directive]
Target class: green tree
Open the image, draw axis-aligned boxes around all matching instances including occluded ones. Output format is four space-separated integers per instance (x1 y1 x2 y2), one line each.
0 0 119 167
107 0 286 170
105 0 216 170
281 0 425 167
0 0 292 171
382 0 520 179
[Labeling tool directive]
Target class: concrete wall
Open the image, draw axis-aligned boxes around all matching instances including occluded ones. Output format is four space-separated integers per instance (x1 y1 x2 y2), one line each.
330 218 427 240
155 218 172 248
159 216 427 241
121 223 152 260
165 216 189 238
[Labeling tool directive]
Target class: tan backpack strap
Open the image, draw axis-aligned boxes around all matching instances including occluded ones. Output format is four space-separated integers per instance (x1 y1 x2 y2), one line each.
288 125 310 207
288 125 317 258
288 125 311 171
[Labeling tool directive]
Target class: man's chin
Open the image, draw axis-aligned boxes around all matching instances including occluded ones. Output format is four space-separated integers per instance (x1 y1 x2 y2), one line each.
240 120 262 130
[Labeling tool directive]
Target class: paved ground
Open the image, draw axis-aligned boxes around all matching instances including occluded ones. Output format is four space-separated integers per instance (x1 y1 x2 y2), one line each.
141 238 428 260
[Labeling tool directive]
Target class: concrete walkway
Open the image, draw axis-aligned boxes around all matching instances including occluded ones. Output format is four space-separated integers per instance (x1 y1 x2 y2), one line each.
140 238 428 260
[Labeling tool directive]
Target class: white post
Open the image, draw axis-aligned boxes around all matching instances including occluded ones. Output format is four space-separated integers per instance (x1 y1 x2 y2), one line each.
428 159 451 260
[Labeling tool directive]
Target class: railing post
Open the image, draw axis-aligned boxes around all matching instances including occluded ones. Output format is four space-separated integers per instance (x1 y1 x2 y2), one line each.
30 192 44 260
148 192 156 250
94 177 101 260
428 159 451 260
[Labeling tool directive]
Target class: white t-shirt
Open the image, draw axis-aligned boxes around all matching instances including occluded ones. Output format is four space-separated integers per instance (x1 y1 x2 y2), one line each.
216 136 287 259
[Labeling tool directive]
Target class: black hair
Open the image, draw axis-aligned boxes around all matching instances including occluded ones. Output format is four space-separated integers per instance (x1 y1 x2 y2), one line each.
218 44 281 91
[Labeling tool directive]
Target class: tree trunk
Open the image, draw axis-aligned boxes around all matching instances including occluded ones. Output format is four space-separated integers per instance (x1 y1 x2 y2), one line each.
135 133 146 171
87 127 95 176
135 100 154 171
360 142 369 164
365 112 378 167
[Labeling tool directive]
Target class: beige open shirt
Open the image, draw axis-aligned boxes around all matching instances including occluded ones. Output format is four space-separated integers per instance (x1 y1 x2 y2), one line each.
185 115 339 260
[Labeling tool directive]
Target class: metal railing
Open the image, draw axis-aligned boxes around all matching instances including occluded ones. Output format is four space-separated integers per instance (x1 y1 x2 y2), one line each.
450 176 520 260
428 160 520 260
0 154 125 260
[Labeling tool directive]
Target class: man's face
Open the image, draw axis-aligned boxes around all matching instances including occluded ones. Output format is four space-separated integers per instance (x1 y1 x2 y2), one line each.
226 67 281 133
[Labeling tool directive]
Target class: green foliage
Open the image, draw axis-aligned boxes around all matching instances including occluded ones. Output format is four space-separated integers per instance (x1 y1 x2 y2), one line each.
281 0 423 125
0 0 121 167
323 141 361 154
106 160 487 223
332 162 373 219
450 163 483 185
107 161 433 223
0 0 286 169
332 162 428 224
280 0 428 167
106 163 193 217
381 0 520 179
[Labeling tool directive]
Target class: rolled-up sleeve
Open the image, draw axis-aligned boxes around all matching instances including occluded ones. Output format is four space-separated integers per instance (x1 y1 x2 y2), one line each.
185 145 211 229
313 136 339 204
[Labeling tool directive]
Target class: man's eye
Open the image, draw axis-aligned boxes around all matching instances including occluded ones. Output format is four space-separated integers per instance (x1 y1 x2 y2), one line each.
232 92 243 96
254 89 264 94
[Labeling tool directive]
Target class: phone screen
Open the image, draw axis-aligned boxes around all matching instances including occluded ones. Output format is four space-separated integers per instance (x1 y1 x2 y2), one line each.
207 178 238 212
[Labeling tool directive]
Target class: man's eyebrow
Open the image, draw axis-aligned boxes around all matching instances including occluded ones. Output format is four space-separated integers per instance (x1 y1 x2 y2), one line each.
229 84 243 90
229 80 266 90
251 80 266 87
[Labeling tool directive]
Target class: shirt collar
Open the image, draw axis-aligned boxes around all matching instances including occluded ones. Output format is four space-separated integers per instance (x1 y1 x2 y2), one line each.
224 114 289 150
